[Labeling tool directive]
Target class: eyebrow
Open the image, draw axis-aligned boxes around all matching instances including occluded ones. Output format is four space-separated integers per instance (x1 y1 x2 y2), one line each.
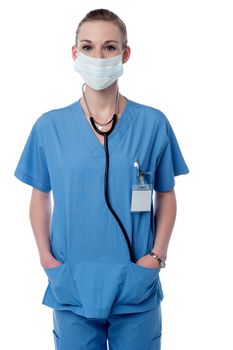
80 40 119 44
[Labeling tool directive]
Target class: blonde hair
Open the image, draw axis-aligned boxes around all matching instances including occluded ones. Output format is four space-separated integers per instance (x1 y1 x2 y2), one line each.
75 8 128 49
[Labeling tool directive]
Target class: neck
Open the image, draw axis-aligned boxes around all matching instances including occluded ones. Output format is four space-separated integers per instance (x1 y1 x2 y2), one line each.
80 81 120 117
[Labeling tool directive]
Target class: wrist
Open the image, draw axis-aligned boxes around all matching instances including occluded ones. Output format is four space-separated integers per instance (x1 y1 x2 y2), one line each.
39 251 53 265
150 257 161 268
149 250 166 268
151 250 167 261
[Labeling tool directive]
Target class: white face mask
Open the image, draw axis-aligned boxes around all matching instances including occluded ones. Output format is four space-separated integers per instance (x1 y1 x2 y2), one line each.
74 49 124 90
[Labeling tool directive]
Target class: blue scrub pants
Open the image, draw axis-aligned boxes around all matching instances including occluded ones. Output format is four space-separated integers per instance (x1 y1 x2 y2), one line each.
52 305 162 350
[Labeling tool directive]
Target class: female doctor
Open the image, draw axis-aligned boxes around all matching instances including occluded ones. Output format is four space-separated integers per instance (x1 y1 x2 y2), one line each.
14 8 189 350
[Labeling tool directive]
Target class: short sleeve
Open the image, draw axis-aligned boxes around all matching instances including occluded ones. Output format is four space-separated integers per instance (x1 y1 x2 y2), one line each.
154 119 189 192
14 118 51 192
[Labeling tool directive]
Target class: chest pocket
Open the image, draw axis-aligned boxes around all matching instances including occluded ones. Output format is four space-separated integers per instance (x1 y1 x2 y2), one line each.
131 161 155 188
131 161 155 212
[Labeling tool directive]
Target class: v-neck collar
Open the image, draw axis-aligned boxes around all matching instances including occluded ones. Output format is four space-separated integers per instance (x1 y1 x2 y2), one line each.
71 97 132 159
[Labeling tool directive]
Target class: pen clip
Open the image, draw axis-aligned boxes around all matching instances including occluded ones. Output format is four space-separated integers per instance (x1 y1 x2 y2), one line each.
133 160 145 185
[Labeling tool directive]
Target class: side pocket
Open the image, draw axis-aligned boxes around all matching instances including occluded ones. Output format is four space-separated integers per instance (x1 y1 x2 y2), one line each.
116 261 160 305
52 329 60 350
44 262 82 306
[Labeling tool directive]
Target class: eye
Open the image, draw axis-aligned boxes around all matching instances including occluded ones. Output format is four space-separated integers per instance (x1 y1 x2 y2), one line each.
104 45 116 51
82 45 92 51
80 45 117 52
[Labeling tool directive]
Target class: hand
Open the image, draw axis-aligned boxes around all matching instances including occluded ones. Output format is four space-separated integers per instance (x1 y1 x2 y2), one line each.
40 255 63 269
135 254 161 269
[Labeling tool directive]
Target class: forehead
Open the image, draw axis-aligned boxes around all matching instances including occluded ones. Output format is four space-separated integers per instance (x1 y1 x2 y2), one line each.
78 20 122 41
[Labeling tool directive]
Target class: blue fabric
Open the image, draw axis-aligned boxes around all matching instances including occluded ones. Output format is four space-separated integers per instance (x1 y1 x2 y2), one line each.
14 119 51 192
153 116 189 191
52 305 162 350
14 98 189 319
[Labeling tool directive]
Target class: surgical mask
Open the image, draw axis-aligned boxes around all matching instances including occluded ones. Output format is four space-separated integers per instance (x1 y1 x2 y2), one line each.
74 49 124 90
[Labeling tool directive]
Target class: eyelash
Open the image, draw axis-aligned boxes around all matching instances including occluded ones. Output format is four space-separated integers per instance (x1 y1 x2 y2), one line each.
82 45 116 51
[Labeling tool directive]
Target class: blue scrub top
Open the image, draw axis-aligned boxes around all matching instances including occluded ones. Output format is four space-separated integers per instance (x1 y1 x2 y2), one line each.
14 98 189 319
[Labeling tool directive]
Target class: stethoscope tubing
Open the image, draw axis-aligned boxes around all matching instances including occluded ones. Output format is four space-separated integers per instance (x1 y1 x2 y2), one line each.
90 115 136 263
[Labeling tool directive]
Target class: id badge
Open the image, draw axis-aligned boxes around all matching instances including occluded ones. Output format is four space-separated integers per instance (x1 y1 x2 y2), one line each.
131 184 153 212
131 160 153 212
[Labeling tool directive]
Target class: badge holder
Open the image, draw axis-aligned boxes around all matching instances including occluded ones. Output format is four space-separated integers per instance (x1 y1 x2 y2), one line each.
131 160 153 212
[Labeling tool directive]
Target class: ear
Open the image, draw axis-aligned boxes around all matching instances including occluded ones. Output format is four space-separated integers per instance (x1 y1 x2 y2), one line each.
71 45 78 60
122 46 131 64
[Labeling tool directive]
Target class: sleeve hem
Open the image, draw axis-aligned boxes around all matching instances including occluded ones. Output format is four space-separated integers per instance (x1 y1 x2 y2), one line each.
154 186 175 192
154 179 175 192
174 168 190 176
155 188 175 193
14 167 51 193
154 168 189 192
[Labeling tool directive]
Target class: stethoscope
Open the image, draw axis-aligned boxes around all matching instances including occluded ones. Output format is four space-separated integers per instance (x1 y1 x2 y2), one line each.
82 83 136 263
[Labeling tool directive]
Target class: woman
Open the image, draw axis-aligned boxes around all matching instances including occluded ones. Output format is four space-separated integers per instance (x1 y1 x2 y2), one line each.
14 8 189 350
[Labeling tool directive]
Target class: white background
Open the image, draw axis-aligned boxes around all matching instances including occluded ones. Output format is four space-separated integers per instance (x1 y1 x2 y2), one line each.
1 0 232 349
